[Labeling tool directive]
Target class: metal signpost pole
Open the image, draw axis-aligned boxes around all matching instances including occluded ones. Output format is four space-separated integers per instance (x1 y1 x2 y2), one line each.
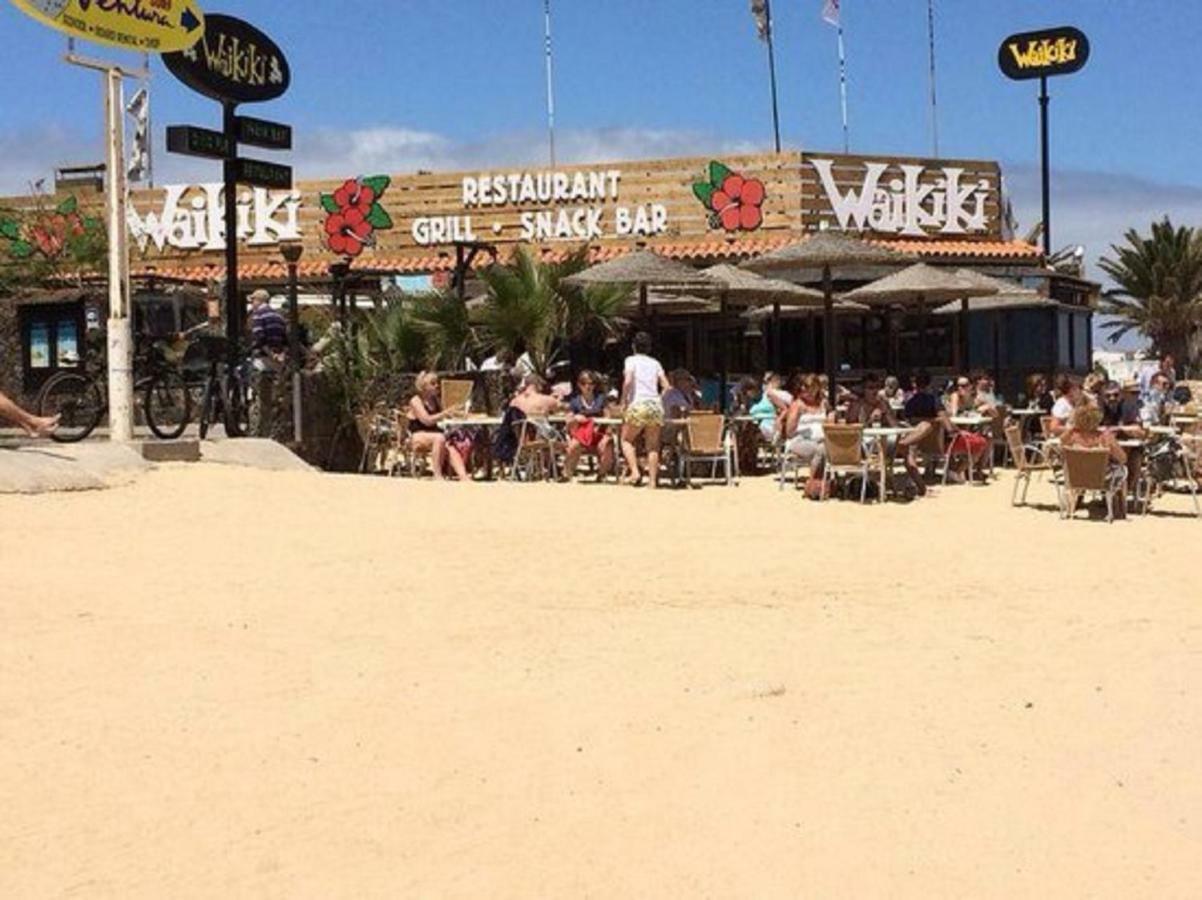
222 101 241 344
103 67 133 442
1038 74 1051 257
281 243 304 443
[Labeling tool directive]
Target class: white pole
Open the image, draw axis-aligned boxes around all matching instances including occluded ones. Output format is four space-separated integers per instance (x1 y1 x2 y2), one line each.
104 67 134 443
927 0 940 157
836 25 850 153
543 0 556 167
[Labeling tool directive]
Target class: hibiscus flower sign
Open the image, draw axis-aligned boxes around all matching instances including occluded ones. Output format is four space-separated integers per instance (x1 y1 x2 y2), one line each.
320 176 394 259
693 161 766 233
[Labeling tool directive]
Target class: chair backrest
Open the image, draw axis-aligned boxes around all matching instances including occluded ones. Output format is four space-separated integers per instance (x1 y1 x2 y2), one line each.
1182 435 1202 476
990 406 1009 441
1062 446 1110 491
392 410 413 447
686 413 725 453
1040 415 1059 437
1004 424 1026 469
441 378 474 412
823 423 864 466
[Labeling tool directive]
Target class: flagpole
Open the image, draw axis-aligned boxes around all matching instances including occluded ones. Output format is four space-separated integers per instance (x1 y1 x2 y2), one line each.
836 24 849 152
765 0 782 153
926 0 939 157
543 0 556 167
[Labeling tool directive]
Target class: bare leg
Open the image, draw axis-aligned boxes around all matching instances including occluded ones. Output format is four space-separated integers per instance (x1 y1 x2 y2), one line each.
564 440 583 479
446 444 471 482
621 424 643 484
643 424 662 489
0 391 59 438
598 436 615 477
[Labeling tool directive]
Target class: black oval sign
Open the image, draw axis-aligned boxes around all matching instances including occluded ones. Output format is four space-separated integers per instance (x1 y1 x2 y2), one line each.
163 14 291 105
998 26 1090 81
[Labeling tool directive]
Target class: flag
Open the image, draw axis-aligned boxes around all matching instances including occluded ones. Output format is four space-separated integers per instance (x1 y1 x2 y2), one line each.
126 87 150 184
750 0 770 41
821 0 840 27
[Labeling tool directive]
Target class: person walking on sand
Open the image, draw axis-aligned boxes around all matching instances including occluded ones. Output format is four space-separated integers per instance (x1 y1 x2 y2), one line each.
619 331 670 489
0 390 59 438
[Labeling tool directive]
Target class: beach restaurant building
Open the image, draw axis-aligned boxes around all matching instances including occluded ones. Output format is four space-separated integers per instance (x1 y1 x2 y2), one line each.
0 150 1096 404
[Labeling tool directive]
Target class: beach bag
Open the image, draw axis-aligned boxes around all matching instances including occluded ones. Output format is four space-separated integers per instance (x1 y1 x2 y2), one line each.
804 474 825 501
446 429 474 465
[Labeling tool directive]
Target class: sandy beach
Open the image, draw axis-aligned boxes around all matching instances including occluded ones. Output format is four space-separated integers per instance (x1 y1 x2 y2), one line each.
2 465 1201 898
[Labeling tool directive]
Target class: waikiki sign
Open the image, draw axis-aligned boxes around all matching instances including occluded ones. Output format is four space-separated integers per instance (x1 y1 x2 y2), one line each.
807 157 996 237
127 183 301 252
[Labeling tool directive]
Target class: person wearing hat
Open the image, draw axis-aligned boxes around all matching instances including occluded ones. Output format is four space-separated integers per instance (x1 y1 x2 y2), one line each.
248 289 288 370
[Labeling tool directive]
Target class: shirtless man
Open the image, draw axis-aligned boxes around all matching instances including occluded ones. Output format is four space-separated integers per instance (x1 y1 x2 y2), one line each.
509 374 564 418
0 390 59 438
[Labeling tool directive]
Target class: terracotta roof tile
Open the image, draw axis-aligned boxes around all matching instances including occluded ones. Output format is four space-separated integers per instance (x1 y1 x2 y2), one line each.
130 237 1040 283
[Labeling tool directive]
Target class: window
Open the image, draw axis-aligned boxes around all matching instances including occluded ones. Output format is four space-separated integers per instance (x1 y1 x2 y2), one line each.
19 301 85 391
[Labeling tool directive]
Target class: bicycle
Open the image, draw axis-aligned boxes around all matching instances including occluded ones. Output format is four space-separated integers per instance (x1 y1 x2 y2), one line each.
195 334 252 440
37 331 196 443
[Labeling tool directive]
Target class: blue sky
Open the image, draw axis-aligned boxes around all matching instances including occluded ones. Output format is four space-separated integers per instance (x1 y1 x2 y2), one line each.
2 0 1200 346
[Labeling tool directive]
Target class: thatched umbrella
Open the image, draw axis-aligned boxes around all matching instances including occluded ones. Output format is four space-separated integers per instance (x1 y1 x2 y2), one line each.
560 249 711 315
742 232 917 406
840 263 999 373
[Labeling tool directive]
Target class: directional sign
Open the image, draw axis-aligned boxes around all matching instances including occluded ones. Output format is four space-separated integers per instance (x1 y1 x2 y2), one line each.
162 14 291 105
998 26 1090 81
235 116 293 151
233 158 293 191
8 0 205 53
166 125 232 160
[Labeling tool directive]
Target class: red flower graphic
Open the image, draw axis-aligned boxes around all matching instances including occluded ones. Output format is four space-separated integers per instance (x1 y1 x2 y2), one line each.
693 161 766 233
320 176 394 259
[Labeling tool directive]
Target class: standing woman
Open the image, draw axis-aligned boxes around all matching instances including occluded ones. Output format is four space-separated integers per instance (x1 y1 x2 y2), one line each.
620 331 670 488
406 371 470 481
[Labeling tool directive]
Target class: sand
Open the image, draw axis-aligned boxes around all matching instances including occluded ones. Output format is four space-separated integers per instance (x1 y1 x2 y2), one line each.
2 464 1201 898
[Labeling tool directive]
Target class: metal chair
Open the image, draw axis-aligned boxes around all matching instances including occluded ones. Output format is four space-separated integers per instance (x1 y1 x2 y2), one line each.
677 413 736 487
510 417 566 482
389 411 430 478
821 423 871 503
1004 424 1059 509
1061 446 1127 523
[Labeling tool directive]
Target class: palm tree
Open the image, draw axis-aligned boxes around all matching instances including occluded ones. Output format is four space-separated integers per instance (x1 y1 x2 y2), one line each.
475 244 629 375
1097 218 1202 369
408 290 476 370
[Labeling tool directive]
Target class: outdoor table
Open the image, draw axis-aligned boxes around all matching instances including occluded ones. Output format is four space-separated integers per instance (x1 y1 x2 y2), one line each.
1148 425 1178 437
950 415 989 429
863 426 912 499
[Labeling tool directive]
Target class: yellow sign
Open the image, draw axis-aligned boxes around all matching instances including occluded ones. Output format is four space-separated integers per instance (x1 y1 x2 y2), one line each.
8 0 205 53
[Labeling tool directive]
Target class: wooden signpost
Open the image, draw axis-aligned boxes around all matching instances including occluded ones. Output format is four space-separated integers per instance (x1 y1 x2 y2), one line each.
998 26 1091 256
163 13 292 344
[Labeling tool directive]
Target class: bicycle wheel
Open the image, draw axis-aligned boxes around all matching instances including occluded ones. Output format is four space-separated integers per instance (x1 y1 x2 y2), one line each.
39 372 104 443
223 372 250 438
143 371 192 440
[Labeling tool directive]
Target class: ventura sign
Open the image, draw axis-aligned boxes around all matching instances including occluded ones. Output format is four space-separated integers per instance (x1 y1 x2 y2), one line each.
127 183 301 252
808 158 994 237
9 0 205 52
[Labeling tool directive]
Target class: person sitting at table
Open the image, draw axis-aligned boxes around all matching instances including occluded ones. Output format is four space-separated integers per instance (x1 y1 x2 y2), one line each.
972 372 1001 414
782 373 830 479
748 371 792 442
941 375 991 481
1027 373 1055 413
620 331 671 488
564 369 615 480
1140 371 1171 428
1100 381 1144 435
510 373 564 418
1048 375 1083 436
1062 404 1128 511
879 375 904 407
406 371 471 482
843 372 897 427
662 368 698 421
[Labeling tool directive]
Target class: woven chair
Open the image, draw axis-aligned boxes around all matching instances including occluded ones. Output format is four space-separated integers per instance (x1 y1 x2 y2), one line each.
510 417 566 482
440 378 474 414
821 423 870 502
677 413 736 486
1177 435 1202 517
1062 446 1127 523
989 406 1010 469
354 405 394 474
1004 424 1059 509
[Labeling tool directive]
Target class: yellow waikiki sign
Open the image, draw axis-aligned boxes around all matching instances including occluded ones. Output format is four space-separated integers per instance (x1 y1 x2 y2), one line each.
997 26 1090 82
9 0 205 53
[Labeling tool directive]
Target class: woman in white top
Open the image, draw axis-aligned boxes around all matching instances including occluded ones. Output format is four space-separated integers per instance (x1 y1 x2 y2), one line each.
620 331 671 488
